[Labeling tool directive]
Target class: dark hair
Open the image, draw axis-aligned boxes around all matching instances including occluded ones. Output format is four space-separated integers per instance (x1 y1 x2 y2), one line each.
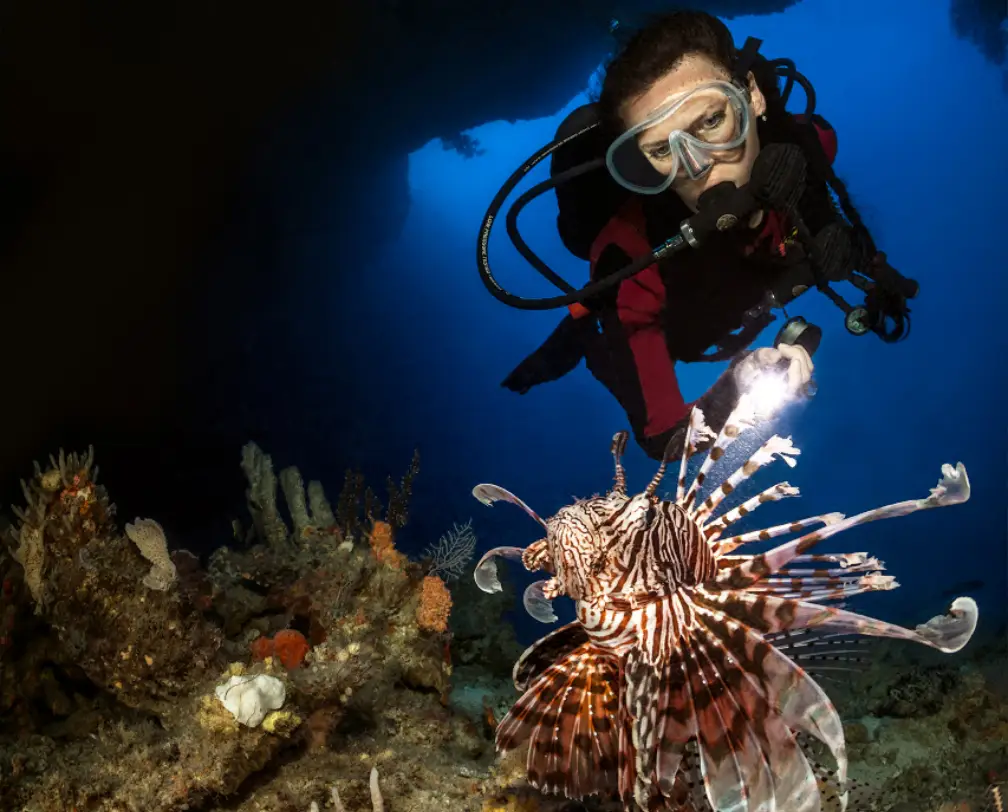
598 11 736 137
597 10 877 259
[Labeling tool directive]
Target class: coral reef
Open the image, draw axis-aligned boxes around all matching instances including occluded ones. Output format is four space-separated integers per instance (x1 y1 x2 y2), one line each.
5 448 221 719
0 442 475 811
0 440 1003 812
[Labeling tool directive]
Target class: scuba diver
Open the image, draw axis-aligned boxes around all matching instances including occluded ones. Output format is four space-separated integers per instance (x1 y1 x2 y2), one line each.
477 10 918 461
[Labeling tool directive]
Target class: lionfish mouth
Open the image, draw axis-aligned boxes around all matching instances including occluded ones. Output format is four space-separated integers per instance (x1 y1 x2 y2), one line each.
471 391 978 812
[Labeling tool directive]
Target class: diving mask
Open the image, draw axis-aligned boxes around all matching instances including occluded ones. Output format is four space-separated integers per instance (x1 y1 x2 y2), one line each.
605 80 753 195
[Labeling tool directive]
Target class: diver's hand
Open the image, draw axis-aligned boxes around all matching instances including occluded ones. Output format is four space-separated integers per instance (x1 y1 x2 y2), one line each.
733 344 814 398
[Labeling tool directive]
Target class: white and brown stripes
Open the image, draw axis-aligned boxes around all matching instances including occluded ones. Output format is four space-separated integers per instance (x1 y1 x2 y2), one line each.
691 434 799 525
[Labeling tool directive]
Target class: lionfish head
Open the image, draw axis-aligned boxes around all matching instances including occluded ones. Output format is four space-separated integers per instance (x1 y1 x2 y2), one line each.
544 495 619 601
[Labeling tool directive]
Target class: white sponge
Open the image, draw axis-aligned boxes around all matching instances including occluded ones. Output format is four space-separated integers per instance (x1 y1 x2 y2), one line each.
215 674 285 727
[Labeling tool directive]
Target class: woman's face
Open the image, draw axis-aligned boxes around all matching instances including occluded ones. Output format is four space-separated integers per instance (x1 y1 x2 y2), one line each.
620 53 766 212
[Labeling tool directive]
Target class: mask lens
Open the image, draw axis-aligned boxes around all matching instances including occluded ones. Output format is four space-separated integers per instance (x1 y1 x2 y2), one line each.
605 81 750 194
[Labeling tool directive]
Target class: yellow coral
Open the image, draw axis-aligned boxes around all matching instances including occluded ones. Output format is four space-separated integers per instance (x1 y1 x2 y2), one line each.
197 694 240 734
262 710 302 736
39 468 62 492
224 662 247 677
415 574 452 633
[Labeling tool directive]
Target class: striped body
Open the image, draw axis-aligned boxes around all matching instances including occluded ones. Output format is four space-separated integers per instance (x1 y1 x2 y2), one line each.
472 395 978 812
551 497 715 664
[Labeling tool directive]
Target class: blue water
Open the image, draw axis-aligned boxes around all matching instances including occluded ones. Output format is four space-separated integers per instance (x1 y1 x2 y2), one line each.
258 0 1007 642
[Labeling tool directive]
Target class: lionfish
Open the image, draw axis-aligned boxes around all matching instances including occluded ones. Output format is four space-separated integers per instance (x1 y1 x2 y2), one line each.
472 394 978 812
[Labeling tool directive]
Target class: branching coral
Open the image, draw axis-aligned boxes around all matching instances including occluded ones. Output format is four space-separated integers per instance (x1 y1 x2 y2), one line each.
8 447 110 613
277 467 339 540
240 443 296 546
238 441 418 549
423 518 477 581
335 448 420 540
